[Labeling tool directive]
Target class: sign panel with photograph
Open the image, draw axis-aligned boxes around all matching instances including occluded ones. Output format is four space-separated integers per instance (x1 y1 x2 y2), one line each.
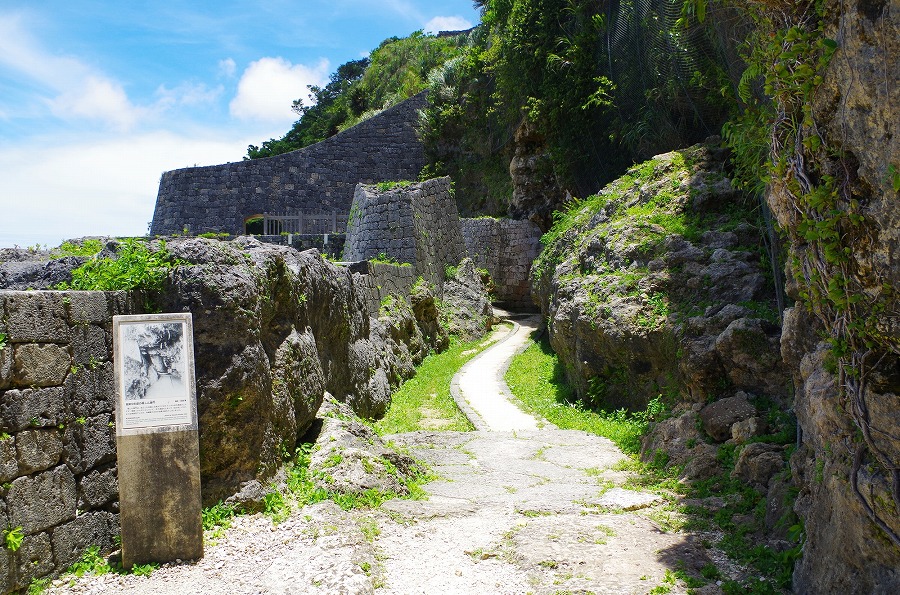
113 313 197 432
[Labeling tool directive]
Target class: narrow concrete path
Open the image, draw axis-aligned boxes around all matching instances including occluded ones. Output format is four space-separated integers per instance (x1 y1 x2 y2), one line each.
451 316 545 431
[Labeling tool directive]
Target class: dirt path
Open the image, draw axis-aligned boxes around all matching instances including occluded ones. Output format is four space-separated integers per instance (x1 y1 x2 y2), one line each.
46 321 723 595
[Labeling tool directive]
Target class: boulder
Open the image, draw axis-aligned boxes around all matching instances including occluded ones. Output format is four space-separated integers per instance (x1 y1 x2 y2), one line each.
309 416 421 497
441 258 495 341
715 317 790 401
731 442 786 493
699 394 757 442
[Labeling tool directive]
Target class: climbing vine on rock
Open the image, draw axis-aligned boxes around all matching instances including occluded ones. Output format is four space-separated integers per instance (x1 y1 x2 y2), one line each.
723 0 899 546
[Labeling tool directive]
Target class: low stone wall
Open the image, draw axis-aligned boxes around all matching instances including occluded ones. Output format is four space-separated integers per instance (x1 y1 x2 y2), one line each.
460 217 542 309
150 93 428 237
348 261 418 319
0 291 142 592
344 178 466 291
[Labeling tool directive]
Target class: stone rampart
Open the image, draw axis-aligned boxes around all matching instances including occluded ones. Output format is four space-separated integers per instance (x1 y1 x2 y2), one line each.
150 93 428 236
0 291 144 592
460 218 542 309
344 178 466 291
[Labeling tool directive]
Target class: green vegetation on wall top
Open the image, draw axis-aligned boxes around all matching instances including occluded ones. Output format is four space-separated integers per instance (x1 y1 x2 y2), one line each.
56 239 180 292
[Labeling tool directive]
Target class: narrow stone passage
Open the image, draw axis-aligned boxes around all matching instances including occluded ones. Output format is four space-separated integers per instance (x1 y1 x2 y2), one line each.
451 316 544 431
45 317 725 595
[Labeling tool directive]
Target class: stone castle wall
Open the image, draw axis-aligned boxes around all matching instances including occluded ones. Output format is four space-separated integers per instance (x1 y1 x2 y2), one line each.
0 291 143 592
150 93 428 236
460 218 542 309
343 178 466 291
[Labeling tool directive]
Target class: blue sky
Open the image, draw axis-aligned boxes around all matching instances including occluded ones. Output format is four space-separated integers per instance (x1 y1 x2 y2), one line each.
0 1 481 248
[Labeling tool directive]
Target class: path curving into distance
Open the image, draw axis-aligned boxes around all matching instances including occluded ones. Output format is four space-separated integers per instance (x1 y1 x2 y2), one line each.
451 315 546 431
44 313 747 595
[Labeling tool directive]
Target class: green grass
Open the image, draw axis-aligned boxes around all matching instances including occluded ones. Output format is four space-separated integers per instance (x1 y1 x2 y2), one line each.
374 328 510 435
504 334 653 455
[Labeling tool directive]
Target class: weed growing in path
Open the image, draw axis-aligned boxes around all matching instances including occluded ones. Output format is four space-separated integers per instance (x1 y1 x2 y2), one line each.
374 327 510 434
504 334 655 454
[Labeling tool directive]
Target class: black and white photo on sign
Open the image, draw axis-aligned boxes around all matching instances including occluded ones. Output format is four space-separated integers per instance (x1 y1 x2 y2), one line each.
120 322 187 401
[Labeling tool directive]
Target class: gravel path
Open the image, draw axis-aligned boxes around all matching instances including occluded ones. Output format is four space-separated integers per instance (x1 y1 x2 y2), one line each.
46 320 721 595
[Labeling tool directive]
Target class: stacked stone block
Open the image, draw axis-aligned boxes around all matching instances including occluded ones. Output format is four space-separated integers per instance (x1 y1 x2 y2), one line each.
0 291 141 592
460 218 543 308
344 178 466 292
151 93 428 237
348 262 419 318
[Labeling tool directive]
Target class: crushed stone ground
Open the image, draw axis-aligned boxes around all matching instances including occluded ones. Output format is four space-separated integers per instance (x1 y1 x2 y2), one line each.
46 320 734 595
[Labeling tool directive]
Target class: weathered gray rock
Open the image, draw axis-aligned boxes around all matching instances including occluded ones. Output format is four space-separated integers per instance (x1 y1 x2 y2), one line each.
150 237 445 503
13 533 55 590
12 343 69 388
14 429 63 475
699 394 757 442
532 142 785 411
507 120 565 230
78 466 118 509
7 465 77 534
680 443 721 481
731 442 785 493
441 258 495 341
0 387 66 431
0 256 87 291
0 437 17 483
50 511 118 572
715 317 789 401
731 416 766 443
309 416 420 497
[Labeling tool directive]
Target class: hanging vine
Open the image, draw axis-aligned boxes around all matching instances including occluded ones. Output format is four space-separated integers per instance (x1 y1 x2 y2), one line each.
723 0 899 546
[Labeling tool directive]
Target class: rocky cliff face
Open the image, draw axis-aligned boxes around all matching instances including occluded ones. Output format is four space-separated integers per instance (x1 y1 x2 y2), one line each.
0 237 485 505
532 141 787 412
765 2 900 592
508 120 565 231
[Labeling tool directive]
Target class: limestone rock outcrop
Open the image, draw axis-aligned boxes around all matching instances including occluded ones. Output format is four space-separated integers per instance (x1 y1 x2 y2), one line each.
532 141 789 416
763 2 900 592
151 237 451 502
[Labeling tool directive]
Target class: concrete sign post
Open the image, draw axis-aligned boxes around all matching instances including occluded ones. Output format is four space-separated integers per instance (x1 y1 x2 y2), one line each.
113 313 203 568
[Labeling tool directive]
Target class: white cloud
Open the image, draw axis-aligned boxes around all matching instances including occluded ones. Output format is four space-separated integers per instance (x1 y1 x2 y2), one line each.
423 16 472 34
0 129 266 248
0 12 145 130
229 57 330 123
155 82 224 110
46 75 143 131
218 58 237 78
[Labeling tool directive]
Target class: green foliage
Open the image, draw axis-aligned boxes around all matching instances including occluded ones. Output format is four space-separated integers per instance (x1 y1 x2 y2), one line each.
247 32 466 159
68 545 114 577
375 180 413 192
51 239 104 259
375 334 496 434
130 563 159 577
889 164 900 193
504 335 664 454
3 526 23 551
369 252 410 266
0 333 6 351
424 0 734 209
27 578 52 594
56 239 179 291
197 232 230 239
263 490 291 523
202 501 239 532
